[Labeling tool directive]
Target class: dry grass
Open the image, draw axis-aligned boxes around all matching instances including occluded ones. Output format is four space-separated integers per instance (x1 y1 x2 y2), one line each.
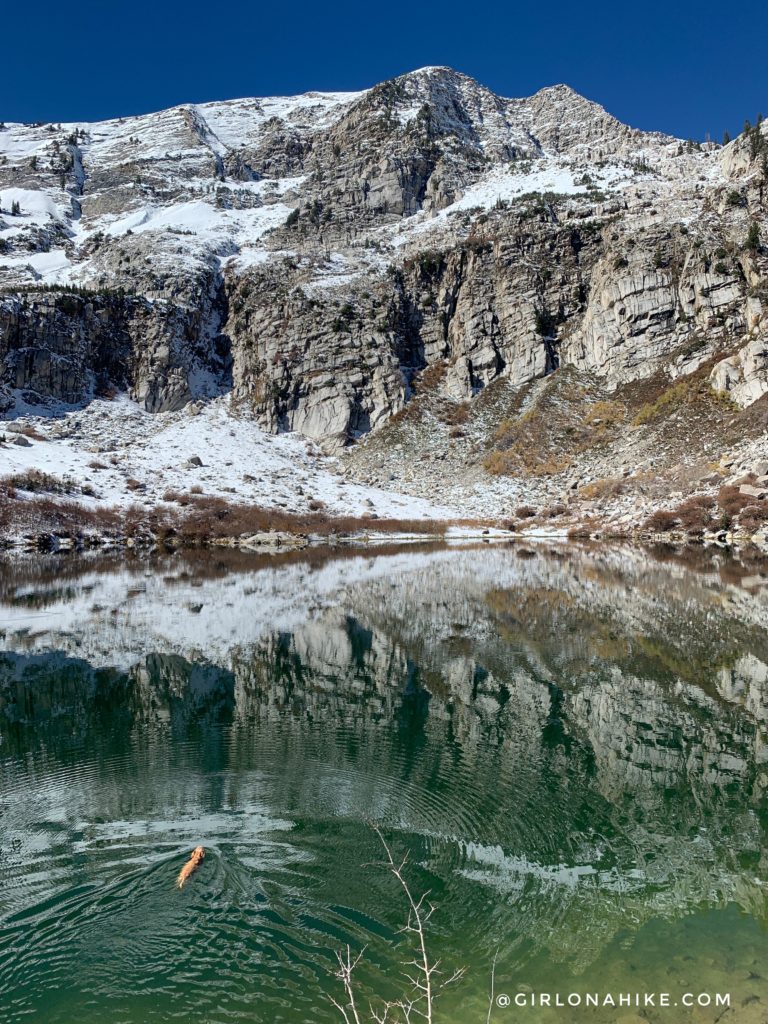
632 380 691 425
643 495 717 534
581 400 627 437
164 496 451 542
0 488 454 547
5 470 77 495
738 504 768 534
675 495 716 532
632 375 734 426
644 509 680 533
578 476 625 501
13 424 46 441
0 484 122 537
717 482 753 520
386 402 424 428
485 447 571 477
567 518 601 539
162 489 192 505
642 480 766 536
441 402 469 426
541 503 567 518
491 407 535 447
717 478 768 533
412 361 448 395
482 375 612 478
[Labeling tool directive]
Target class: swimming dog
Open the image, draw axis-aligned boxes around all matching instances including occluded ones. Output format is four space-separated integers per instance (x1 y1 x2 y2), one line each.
177 846 205 888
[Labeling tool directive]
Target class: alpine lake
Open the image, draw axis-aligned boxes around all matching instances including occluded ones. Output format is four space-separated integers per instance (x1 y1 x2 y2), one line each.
0 541 766 1024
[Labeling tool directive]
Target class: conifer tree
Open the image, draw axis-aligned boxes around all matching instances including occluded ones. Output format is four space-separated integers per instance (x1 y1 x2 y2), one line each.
745 221 761 252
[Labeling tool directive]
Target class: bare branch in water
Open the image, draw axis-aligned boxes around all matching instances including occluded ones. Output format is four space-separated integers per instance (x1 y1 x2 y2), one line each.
330 945 366 1024
486 948 500 1024
329 825 466 1024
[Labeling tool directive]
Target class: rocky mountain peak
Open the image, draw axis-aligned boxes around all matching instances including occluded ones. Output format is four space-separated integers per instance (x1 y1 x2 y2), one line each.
523 82 657 158
0 67 766 463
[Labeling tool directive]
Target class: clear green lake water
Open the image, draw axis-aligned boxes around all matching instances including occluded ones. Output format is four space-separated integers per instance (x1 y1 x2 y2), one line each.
0 543 766 1023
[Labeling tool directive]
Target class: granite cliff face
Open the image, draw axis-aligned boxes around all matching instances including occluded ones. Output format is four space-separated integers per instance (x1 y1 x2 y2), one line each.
0 289 231 414
2 67 766 448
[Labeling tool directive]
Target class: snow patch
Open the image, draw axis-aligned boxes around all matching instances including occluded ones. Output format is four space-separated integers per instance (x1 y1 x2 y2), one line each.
0 395 458 522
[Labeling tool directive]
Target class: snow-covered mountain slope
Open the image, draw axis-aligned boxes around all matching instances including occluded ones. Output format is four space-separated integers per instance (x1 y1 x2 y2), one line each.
0 67 767 537
0 87 362 291
0 69 721 298
0 394 456 521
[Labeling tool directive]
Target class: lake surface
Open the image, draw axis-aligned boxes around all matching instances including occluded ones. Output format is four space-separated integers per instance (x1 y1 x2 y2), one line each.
0 543 767 1023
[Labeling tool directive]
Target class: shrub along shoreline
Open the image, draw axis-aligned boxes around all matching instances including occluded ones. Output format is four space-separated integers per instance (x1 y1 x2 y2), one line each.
2 476 767 556
0 484 499 553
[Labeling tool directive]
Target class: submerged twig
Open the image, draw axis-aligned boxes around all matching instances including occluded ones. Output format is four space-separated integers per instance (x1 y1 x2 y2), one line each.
486 948 499 1024
329 825 466 1023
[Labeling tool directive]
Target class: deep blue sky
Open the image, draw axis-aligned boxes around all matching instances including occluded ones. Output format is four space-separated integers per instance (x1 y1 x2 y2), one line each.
3 0 766 140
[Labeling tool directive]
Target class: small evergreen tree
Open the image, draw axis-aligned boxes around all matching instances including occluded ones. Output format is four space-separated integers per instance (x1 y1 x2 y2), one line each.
745 221 761 252
11 200 20 216
533 306 556 337
723 129 731 145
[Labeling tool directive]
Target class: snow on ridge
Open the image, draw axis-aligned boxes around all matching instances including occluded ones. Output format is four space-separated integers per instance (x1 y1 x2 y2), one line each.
0 248 73 283
0 187 68 223
386 157 642 249
0 71 729 293
194 89 366 146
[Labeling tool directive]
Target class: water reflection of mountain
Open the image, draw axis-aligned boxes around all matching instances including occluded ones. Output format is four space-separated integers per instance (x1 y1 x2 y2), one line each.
1 545 767 970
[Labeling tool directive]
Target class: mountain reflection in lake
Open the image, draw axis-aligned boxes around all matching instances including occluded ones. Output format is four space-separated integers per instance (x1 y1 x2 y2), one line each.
0 543 767 1024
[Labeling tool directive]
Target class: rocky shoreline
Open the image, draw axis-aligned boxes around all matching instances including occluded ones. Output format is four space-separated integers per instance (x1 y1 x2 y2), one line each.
1 377 767 562
1 505 766 560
